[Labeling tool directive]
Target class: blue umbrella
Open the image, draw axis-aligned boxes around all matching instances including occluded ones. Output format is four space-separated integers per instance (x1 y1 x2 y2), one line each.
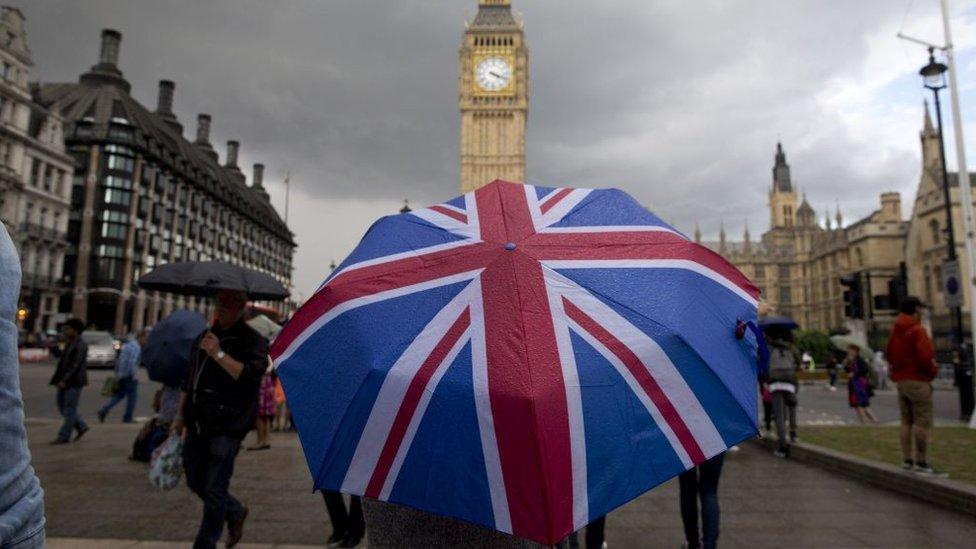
758 316 799 330
143 309 208 387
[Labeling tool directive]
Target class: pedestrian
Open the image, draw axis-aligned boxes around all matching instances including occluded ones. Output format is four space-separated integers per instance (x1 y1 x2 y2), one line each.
0 221 45 547
555 515 607 548
247 358 275 451
764 325 799 458
825 355 839 391
172 289 268 548
872 350 889 391
98 328 149 423
844 345 879 424
678 453 725 549
272 374 288 431
322 491 365 548
48 318 90 444
885 296 945 476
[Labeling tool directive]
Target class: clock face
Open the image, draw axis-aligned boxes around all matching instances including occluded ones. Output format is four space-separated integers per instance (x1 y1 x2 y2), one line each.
475 57 512 91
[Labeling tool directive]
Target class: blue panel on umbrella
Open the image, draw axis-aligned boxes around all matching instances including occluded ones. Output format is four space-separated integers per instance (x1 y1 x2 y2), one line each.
555 267 758 441
444 196 467 209
278 278 474 488
534 185 558 200
389 342 495 529
549 188 676 232
571 331 685 522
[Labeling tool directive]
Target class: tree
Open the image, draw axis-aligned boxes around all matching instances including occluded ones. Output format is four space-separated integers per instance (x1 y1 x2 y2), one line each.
794 329 833 364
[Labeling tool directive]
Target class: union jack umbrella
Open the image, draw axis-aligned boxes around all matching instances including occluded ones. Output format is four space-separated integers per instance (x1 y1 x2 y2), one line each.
272 180 762 544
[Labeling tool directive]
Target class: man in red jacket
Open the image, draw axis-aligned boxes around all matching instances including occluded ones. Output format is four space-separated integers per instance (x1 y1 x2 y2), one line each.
886 297 942 475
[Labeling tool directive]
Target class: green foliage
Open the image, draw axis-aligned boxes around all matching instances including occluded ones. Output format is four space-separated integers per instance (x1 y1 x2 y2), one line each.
794 329 833 364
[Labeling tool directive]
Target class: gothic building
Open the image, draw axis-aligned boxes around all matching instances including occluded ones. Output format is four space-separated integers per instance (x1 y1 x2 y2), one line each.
0 7 74 333
33 29 295 334
459 0 528 192
707 143 908 335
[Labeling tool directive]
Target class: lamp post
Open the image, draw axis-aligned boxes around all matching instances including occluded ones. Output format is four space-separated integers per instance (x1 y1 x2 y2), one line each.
920 47 972 416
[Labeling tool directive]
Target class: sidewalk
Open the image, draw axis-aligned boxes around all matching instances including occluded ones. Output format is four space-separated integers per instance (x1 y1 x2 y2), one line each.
28 422 976 548
48 539 323 549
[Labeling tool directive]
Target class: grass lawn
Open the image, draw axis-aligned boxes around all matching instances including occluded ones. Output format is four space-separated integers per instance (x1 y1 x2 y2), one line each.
801 425 976 485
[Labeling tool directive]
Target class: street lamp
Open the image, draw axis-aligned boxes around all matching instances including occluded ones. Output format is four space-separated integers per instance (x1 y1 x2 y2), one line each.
400 199 412 214
919 47 972 414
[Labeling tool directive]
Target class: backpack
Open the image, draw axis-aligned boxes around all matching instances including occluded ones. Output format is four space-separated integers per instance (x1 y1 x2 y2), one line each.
768 347 797 384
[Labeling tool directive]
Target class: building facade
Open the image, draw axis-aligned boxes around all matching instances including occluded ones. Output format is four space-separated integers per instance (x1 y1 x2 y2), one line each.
905 103 976 354
459 0 528 193
708 143 908 337
0 7 74 334
34 29 295 335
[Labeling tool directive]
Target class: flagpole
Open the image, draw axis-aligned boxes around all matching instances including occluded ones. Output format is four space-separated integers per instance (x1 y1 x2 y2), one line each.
284 170 291 224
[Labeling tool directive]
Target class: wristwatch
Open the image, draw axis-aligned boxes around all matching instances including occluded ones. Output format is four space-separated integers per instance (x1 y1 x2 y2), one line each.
215 350 226 360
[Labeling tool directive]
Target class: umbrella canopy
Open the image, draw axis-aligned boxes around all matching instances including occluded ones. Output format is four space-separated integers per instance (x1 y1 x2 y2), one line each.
137 261 289 301
247 314 282 341
758 316 799 330
830 334 875 362
271 181 762 545
142 309 208 387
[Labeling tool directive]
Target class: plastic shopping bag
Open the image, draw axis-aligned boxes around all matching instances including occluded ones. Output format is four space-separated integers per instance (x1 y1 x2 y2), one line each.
149 435 184 490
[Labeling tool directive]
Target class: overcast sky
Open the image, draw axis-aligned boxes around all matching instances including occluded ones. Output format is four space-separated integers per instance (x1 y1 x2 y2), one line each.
15 0 976 299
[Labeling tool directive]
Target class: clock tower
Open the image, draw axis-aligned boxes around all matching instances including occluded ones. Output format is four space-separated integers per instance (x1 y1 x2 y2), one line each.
459 0 528 192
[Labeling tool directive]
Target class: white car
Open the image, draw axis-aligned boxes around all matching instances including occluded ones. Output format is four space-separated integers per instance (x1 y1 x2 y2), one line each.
82 330 119 369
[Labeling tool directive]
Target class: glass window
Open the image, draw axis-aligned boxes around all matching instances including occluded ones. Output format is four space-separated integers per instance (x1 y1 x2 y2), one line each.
104 175 132 189
104 188 132 206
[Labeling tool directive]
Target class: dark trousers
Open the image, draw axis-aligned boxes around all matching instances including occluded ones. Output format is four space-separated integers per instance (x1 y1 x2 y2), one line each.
99 377 138 422
322 490 364 540
772 390 797 449
679 453 725 549
183 432 246 549
56 387 88 441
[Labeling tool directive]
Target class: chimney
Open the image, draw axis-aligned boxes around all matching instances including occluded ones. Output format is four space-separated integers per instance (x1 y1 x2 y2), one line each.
252 163 264 188
195 114 211 144
225 140 239 168
156 80 175 114
99 29 122 66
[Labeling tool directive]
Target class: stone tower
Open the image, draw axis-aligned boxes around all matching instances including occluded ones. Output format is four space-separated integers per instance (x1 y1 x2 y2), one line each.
459 0 528 192
769 142 798 228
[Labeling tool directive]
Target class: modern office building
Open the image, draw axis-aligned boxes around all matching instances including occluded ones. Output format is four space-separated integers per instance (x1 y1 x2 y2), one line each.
34 29 295 334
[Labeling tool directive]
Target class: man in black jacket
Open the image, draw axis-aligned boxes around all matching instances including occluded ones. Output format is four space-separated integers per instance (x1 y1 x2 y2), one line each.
173 289 267 549
49 318 90 444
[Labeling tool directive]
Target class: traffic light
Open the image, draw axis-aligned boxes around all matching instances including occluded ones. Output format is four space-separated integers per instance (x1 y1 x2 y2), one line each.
840 274 864 319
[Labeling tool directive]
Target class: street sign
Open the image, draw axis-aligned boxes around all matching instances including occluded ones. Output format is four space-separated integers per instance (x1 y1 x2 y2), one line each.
943 260 963 308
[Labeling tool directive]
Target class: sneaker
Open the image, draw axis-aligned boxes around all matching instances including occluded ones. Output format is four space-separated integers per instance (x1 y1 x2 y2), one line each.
914 463 949 478
901 459 914 470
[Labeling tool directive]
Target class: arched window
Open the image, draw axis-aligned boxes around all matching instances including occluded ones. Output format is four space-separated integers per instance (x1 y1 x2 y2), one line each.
930 219 941 245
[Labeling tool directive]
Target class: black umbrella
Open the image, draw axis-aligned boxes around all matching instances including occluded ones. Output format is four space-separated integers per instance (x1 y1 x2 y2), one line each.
137 261 289 301
143 309 208 387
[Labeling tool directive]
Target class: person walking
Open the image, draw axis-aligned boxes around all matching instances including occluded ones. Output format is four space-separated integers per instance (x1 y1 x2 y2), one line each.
678 453 725 549
886 297 944 476
322 491 364 548
844 345 879 424
49 318 90 444
0 222 45 547
247 359 275 451
764 325 799 458
172 289 268 548
825 355 839 391
98 329 149 423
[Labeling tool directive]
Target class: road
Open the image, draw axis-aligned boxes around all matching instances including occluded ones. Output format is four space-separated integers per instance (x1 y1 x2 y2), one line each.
19 360 157 423
795 380 964 426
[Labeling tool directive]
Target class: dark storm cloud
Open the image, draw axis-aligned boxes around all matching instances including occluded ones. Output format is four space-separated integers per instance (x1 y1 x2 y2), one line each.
15 0 975 296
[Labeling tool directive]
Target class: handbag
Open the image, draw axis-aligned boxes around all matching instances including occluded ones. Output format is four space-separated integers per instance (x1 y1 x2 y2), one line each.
149 435 184 490
101 375 120 397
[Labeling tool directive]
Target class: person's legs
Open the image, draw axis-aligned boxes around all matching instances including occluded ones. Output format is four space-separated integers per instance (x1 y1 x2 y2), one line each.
58 387 86 440
698 453 725 549
189 435 244 549
762 401 772 431
897 383 914 462
122 378 138 422
678 467 700 548
914 425 928 464
322 490 350 541
347 495 365 541
855 407 867 424
863 406 879 424
55 388 71 441
786 393 798 439
771 391 788 451
585 515 606 548
99 382 127 418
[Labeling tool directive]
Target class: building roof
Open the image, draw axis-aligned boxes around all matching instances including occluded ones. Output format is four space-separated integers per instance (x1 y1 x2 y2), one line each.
470 3 519 30
33 40 293 245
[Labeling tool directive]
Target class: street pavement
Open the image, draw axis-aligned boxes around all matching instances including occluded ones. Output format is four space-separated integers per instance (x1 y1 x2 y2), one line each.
22 412 976 547
795 379 964 426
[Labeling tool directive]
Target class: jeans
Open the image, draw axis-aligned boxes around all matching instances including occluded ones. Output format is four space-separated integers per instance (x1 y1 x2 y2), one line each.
99 377 138 422
772 390 797 449
322 491 364 540
56 387 89 442
679 453 725 549
0 223 45 547
183 432 246 549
